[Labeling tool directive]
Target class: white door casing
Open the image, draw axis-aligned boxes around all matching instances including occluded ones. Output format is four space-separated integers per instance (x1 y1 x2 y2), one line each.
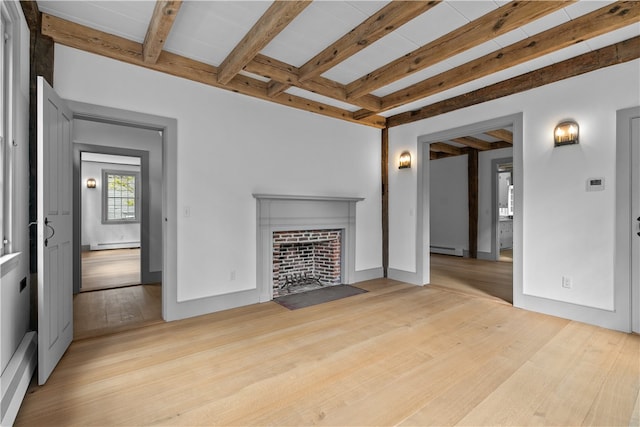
37 77 73 384
631 116 639 332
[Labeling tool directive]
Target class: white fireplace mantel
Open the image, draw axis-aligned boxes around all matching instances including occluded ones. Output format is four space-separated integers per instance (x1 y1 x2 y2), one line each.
253 194 363 302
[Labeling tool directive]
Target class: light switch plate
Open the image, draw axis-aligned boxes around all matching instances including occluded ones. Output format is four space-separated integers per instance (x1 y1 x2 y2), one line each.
586 177 605 191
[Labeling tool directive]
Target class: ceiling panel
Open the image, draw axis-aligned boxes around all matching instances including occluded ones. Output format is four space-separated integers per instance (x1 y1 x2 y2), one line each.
321 32 420 84
519 8 570 37
165 1 271 66
391 2 467 47
261 1 379 68
37 0 154 43
563 0 616 19
446 1 499 22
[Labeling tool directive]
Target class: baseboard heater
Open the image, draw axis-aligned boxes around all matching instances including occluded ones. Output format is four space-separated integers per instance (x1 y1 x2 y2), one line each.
430 245 464 256
90 241 140 250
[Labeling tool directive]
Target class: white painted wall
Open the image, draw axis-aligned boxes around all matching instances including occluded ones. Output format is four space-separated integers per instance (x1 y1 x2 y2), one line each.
81 160 140 249
428 147 513 257
389 59 640 317
429 155 468 253
53 45 382 303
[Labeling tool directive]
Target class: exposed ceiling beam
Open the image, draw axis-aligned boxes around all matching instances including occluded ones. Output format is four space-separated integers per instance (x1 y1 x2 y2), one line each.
142 1 182 64
19 0 41 33
297 1 439 84
217 1 311 85
485 129 513 144
387 36 640 128
357 1 640 118
41 13 386 129
346 0 572 101
430 142 463 156
244 54 382 111
451 137 511 151
430 151 454 160
267 81 290 98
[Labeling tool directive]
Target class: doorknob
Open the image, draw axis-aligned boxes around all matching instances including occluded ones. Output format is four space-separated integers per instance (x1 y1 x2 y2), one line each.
44 218 55 247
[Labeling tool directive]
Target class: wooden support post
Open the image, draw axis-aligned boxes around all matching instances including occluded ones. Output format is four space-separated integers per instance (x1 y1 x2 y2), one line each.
467 148 478 259
381 128 389 277
21 1 55 274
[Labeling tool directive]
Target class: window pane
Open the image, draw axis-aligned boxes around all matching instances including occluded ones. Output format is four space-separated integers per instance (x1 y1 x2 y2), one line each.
104 171 138 222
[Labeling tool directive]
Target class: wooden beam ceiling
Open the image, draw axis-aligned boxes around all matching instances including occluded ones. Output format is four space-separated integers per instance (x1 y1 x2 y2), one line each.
429 142 464 156
41 13 386 129
451 137 511 151
35 0 639 130
346 1 572 101
142 1 182 64
217 1 311 85
263 1 438 97
484 129 513 144
297 1 439 83
387 36 640 128
356 1 640 118
243 54 382 111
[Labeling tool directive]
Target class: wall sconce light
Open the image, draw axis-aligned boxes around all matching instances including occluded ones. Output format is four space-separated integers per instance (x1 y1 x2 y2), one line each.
554 120 579 146
86 178 97 188
399 151 411 169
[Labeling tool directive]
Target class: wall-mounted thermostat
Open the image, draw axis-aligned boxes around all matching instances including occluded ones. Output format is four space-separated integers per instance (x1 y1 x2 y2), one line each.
586 177 605 191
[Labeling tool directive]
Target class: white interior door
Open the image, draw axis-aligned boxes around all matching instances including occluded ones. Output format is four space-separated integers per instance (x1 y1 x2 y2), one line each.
632 117 640 333
37 76 73 384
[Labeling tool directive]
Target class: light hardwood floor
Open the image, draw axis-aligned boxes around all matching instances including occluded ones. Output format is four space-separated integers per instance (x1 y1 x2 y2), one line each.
81 248 141 292
17 278 639 426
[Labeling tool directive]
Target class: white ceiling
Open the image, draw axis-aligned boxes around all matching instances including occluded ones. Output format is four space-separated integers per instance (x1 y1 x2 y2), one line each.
37 0 640 117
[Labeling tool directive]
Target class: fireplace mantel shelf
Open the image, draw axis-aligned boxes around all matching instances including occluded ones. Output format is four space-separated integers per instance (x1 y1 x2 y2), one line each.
253 194 364 203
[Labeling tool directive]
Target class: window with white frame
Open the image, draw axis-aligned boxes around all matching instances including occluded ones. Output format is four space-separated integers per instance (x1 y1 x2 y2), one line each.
102 170 140 224
0 2 15 257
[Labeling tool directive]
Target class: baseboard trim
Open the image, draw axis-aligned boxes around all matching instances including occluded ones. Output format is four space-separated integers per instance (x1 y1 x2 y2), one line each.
143 271 162 284
476 251 495 261
352 267 383 283
1 331 37 427
388 268 422 286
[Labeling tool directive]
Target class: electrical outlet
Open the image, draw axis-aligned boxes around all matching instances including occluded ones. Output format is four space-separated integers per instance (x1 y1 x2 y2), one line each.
230 270 236 281
562 276 572 289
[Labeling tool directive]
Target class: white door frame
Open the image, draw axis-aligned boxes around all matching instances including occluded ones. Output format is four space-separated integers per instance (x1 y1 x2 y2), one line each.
73 144 151 293
406 113 523 290
615 106 640 333
66 100 179 321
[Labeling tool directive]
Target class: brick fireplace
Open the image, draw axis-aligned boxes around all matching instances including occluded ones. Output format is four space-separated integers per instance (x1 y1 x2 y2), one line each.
272 229 342 297
254 194 364 302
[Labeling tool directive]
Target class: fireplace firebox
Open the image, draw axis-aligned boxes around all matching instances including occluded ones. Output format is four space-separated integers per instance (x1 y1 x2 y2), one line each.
272 229 342 297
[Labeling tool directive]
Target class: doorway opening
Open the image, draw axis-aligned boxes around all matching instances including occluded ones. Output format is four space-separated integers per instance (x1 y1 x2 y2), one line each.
418 114 522 305
80 152 142 292
72 121 164 339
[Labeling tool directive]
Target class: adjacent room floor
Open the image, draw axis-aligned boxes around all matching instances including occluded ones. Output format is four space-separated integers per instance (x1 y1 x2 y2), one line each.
77 247 161 339
81 248 141 292
429 253 513 304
